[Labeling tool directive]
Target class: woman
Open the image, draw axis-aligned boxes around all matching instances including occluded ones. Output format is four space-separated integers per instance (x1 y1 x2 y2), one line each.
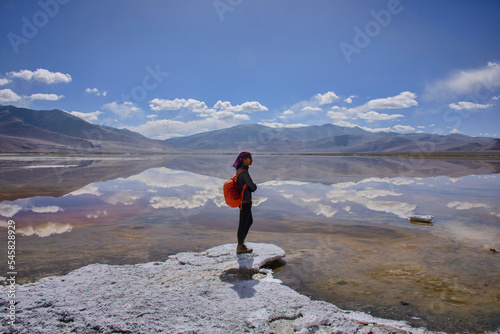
232 151 257 254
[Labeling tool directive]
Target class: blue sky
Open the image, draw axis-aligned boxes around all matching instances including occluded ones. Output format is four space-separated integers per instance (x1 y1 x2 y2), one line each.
1 0 499 139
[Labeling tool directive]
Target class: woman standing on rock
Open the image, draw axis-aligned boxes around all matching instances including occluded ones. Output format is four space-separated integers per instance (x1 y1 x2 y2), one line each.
233 151 257 254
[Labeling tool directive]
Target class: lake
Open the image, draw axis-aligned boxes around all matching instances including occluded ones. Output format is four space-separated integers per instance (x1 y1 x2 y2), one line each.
0 154 499 333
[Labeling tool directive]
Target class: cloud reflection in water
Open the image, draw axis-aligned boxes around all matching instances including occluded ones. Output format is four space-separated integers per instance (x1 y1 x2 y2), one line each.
0 160 498 248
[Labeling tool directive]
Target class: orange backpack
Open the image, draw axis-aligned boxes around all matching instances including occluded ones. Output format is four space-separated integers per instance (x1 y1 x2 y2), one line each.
223 170 247 209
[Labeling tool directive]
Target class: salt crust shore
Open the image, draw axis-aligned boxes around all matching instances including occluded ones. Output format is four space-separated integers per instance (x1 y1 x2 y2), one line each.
1 243 442 334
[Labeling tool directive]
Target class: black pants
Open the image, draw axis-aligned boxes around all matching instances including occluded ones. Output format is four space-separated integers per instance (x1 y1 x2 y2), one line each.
238 202 253 245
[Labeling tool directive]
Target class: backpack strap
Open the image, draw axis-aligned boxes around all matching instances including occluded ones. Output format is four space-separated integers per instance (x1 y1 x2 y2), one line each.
236 170 249 211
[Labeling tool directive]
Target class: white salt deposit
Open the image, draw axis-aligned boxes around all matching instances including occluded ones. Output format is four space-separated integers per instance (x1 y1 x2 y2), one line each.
0 243 441 333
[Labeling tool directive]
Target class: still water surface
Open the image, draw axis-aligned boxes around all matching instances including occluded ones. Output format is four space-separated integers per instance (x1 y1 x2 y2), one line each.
0 154 499 333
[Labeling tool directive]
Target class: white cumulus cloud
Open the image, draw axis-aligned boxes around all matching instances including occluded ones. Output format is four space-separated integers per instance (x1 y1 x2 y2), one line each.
85 88 108 96
103 101 142 118
356 111 404 122
393 125 416 132
213 100 268 113
29 93 64 101
0 89 21 102
327 110 349 120
149 98 209 112
314 91 339 105
67 110 103 123
258 122 307 128
325 92 415 125
354 91 418 112
424 62 500 100
301 106 323 112
8 68 72 84
333 120 359 128
448 101 492 110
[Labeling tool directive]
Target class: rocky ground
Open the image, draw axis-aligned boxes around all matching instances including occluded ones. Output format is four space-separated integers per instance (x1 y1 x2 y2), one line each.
0 243 441 333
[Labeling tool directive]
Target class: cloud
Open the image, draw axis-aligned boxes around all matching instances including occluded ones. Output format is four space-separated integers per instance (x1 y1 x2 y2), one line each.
124 167 226 209
448 101 492 110
344 95 356 104
258 122 307 128
360 126 393 133
0 203 23 217
200 109 250 121
301 106 322 112
17 222 73 237
67 184 102 197
278 91 341 122
85 88 108 96
213 100 268 112
86 210 108 219
67 110 103 123
447 201 489 210
131 98 268 138
356 110 404 122
129 119 191 139
393 125 416 132
424 62 500 100
103 101 143 118
150 98 209 112
352 91 418 113
327 110 349 120
314 91 339 105
30 206 64 213
333 120 359 128
332 120 396 133
105 191 141 205
0 78 10 86
0 88 21 102
8 68 72 84
314 204 337 218
129 112 249 139
264 177 415 219
358 189 402 199
325 92 415 125
150 195 208 209
150 98 268 115
326 185 415 218
29 93 64 101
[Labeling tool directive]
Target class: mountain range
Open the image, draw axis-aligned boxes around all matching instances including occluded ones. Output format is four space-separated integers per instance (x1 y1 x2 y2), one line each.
164 123 499 154
0 105 171 153
0 105 499 154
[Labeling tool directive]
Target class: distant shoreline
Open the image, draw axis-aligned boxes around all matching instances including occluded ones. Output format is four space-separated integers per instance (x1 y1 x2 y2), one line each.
1 150 500 160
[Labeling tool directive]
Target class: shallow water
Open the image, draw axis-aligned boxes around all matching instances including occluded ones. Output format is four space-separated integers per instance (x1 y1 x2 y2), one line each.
0 154 499 333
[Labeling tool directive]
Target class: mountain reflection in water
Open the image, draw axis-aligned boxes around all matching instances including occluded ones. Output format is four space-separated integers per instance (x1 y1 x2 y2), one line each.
0 154 499 333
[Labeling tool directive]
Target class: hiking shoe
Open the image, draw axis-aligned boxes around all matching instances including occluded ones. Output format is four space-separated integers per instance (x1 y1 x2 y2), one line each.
236 244 253 254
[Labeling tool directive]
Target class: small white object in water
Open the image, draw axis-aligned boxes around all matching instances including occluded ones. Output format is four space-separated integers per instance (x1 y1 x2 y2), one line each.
409 215 434 223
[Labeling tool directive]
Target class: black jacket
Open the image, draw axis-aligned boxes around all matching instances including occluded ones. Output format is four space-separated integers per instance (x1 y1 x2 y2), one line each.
237 165 257 203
